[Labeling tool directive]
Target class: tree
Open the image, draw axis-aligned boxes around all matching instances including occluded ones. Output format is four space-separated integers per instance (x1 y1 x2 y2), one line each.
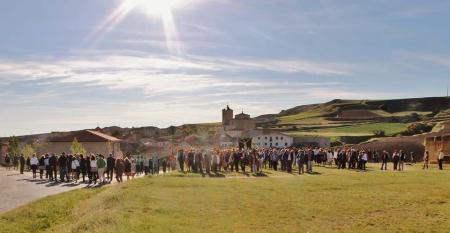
21 144 35 157
70 138 86 155
7 136 20 156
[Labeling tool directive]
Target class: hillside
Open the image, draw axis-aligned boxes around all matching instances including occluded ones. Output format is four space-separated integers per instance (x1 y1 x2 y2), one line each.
254 97 450 142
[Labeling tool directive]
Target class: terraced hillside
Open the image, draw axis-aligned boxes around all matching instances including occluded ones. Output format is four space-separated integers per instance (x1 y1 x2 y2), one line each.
256 97 450 143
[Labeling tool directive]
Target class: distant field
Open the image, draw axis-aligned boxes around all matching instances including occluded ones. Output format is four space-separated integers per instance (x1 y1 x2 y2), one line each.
277 111 325 124
1 164 448 233
286 122 409 137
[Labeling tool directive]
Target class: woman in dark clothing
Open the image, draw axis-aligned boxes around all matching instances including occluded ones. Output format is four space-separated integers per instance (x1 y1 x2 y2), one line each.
115 158 124 182
38 156 46 179
124 158 132 180
79 155 87 183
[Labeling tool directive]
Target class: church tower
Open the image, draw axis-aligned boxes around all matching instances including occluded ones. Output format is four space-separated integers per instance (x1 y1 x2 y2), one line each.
222 105 233 126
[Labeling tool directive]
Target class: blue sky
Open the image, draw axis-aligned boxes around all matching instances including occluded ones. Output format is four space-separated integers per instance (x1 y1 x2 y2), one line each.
1 0 450 136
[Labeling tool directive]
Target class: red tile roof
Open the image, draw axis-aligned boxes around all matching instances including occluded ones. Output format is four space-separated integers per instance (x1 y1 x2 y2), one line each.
50 130 120 142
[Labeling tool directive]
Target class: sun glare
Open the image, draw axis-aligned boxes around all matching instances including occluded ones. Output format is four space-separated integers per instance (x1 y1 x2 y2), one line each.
129 0 183 17
87 0 190 57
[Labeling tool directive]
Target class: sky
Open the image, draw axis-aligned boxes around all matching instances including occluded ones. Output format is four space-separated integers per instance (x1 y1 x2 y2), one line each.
1 0 450 136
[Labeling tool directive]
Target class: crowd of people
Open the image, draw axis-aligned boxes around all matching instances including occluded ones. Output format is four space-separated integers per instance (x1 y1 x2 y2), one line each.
1 146 446 184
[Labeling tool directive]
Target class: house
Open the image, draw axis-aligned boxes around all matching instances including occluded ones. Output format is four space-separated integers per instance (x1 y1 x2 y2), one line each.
252 133 331 148
48 130 121 157
252 133 294 148
424 134 450 163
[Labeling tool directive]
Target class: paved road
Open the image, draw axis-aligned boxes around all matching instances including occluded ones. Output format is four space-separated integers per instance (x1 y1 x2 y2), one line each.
0 168 91 213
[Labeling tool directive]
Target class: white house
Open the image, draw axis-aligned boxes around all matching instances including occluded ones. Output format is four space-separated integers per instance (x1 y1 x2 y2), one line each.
252 133 294 148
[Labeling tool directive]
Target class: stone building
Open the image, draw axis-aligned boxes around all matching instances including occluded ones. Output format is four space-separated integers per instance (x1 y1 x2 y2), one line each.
48 130 121 157
252 133 294 148
222 105 256 131
424 134 450 163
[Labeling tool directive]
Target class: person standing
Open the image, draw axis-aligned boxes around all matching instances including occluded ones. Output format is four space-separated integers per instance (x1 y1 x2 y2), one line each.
44 154 50 179
392 150 400 171
297 150 305 174
399 150 406 171
381 150 389 170
106 154 115 181
307 149 314 173
423 151 429 170
50 154 57 180
71 156 80 183
58 153 68 182
79 154 87 183
30 154 39 179
361 151 368 170
177 150 185 172
124 157 132 179
271 150 278 171
195 150 204 174
115 158 124 182
19 154 25 174
38 155 45 179
438 150 445 170
97 155 107 183
233 150 240 172
89 155 98 184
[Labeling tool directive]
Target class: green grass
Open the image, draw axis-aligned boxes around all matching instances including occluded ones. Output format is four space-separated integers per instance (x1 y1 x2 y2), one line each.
277 111 325 124
287 122 409 137
1 165 449 233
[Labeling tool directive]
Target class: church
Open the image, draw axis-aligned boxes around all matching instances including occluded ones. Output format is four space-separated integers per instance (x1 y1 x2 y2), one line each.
220 105 257 148
222 105 256 131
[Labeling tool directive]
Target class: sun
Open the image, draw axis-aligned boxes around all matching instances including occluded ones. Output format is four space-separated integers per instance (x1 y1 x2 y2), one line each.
128 0 183 17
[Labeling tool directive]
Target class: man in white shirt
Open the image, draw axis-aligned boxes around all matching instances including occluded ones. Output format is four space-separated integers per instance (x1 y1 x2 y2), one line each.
30 154 39 178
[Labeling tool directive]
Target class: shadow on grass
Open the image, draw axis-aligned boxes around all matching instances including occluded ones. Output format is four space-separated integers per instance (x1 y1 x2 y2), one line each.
307 171 322 175
208 173 226 178
251 172 268 177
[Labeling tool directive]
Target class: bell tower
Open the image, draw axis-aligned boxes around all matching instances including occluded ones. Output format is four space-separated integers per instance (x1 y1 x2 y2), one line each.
222 105 233 126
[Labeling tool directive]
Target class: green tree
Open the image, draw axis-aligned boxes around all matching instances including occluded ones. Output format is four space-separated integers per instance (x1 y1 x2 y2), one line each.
21 144 35 157
7 136 20 156
70 138 86 155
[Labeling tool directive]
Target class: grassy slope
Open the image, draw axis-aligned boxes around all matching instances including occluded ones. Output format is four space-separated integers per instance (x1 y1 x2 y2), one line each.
1 165 449 233
287 123 410 137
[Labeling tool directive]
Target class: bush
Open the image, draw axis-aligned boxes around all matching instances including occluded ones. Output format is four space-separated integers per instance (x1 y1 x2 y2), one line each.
401 123 434 136
373 130 386 137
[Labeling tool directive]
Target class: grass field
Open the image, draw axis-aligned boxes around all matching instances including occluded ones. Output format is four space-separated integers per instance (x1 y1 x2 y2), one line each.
287 122 409 138
1 164 449 233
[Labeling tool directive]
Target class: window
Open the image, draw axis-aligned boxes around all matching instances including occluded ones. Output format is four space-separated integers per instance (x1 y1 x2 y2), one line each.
258 137 260 140
265 143 267 146
265 137 267 140
275 143 279 146
281 137 284 140
275 137 278 140
270 137 272 141
285 143 288 146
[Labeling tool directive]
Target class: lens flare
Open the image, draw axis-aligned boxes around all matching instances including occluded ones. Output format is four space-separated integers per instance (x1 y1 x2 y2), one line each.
87 0 187 56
